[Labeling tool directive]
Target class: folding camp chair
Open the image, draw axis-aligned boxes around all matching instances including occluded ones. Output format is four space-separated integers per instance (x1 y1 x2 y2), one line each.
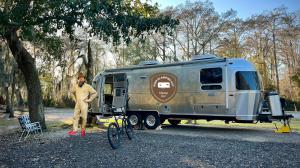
17 115 43 142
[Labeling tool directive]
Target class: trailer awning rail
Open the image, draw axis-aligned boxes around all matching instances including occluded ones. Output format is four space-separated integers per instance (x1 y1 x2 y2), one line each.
105 58 227 73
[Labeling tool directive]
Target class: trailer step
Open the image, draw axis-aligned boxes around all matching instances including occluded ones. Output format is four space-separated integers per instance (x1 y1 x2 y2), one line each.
96 115 112 123
96 115 122 123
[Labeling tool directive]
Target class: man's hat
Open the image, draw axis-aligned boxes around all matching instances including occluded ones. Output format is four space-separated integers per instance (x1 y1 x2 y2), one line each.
77 72 85 79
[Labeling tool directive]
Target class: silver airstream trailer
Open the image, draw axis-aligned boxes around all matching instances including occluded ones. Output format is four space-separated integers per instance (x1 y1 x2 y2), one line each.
90 54 291 130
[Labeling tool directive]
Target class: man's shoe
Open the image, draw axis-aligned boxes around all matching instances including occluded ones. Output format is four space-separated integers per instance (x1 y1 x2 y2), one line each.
81 129 86 137
68 130 77 135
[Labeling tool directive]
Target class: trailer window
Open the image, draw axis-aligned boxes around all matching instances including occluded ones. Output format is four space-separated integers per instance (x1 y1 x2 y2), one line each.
200 68 222 84
104 84 112 94
115 88 121 97
236 71 260 90
114 74 125 82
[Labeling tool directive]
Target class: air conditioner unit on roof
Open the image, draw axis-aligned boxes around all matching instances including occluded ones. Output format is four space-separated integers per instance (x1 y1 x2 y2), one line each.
191 54 220 61
138 60 160 66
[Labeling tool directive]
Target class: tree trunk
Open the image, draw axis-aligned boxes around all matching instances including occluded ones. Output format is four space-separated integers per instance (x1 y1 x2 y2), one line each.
272 20 280 94
15 70 25 109
4 41 12 114
172 33 177 62
209 40 212 54
5 85 12 114
86 39 94 84
15 87 24 109
9 65 16 118
289 40 295 73
161 31 166 63
5 29 46 129
186 22 190 60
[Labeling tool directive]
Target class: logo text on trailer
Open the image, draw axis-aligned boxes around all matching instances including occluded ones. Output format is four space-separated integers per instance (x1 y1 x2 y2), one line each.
150 73 177 103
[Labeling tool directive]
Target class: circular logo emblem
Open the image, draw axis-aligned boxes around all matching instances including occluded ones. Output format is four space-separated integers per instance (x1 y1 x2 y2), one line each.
150 73 177 103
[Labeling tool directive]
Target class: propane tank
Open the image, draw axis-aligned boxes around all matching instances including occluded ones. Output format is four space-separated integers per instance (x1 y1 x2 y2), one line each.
267 92 283 117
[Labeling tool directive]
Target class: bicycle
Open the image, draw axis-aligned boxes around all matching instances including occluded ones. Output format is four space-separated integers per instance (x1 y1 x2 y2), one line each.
107 107 134 149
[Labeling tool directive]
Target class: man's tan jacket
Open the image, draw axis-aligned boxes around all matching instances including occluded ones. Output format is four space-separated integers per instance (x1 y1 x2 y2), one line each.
71 83 97 131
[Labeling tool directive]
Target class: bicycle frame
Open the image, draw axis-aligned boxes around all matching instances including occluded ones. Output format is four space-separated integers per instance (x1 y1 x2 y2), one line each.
112 111 127 133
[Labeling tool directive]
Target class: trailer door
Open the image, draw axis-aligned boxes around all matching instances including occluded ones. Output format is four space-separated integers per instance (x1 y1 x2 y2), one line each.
112 73 128 110
195 66 226 115
90 74 102 114
97 75 104 114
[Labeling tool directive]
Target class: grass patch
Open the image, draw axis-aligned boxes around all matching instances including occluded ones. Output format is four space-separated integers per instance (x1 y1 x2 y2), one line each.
46 120 71 130
0 118 18 127
2 115 299 134
164 119 300 133
288 119 300 132
45 118 107 133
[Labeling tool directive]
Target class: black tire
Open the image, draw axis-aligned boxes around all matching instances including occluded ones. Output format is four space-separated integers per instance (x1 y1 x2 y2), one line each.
144 113 160 129
107 123 120 149
128 112 142 127
168 119 181 126
123 118 134 140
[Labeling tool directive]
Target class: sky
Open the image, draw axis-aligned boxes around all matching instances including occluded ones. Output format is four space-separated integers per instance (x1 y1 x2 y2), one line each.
150 0 300 19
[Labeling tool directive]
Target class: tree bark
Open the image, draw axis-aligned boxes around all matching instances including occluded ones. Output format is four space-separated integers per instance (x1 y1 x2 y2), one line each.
202 44 205 54
172 32 177 62
5 29 46 129
5 86 12 114
162 32 166 62
272 19 280 94
9 65 16 118
86 39 94 84
4 42 12 114
15 70 25 109
15 86 24 109
186 23 190 59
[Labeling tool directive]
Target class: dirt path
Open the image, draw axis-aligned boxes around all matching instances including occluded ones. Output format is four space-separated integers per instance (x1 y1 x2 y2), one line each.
43 107 73 121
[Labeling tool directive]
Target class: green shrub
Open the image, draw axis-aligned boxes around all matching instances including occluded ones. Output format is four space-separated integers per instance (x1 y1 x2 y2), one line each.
284 99 300 111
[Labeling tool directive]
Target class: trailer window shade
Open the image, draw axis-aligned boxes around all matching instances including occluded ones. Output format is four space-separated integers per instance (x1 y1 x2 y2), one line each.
104 84 112 94
200 68 222 84
201 85 222 90
236 71 260 90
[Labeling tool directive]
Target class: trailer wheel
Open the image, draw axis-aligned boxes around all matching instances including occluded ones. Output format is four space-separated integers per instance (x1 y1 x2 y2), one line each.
144 113 160 129
128 112 141 127
168 119 181 126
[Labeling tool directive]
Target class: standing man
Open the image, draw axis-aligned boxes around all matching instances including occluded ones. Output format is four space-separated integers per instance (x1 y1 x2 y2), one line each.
68 72 97 137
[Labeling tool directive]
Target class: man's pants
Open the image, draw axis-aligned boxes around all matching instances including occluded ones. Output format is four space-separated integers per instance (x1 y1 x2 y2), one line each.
73 101 88 131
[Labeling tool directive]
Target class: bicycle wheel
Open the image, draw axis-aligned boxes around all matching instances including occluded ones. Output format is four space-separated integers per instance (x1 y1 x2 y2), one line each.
107 122 120 149
124 118 134 140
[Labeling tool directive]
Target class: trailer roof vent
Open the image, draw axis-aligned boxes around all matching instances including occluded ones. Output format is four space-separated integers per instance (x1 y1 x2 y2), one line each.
138 60 161 66
191 54 220 61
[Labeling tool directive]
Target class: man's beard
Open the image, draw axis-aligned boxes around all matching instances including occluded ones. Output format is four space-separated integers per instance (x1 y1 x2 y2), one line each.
78 81 85 87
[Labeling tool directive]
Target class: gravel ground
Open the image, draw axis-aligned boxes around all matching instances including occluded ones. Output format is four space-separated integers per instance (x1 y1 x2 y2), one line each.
157 125 300 144
1 128 300 168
